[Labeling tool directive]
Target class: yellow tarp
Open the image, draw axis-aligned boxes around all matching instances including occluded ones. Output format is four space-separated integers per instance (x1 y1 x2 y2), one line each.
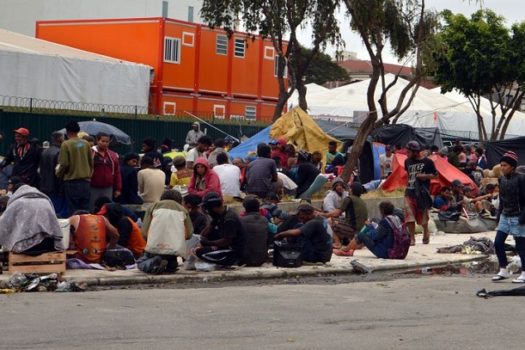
270 107 342 164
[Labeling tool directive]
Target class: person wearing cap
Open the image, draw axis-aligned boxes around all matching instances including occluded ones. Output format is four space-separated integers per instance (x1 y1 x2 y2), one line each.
323 177 349 213
169 156 193 188
0 127 41 187
196 192 245 266
270 137 289 171
274 204 332 263
239 196 269 266
404 140 437 245
492 151 525 283
379 145 394 179
323 182 368 254
119 153 143 205
39 131 66 217
57 121 94 215
185 122 205 149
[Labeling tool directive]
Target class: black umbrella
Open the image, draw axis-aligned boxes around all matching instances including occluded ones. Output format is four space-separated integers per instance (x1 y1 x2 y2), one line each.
59 120 131 145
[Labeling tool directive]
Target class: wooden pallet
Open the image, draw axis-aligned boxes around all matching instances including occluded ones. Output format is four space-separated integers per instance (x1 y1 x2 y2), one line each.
8 252 66 274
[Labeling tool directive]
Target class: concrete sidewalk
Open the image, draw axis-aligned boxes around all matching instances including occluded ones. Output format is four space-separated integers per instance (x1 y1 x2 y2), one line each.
0 232 494 287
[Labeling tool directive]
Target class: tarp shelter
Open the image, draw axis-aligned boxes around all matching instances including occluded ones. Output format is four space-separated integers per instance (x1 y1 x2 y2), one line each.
228 126 271 160
381 153 478 195
485 137 525 168
0 29 151 113
372 124 443 149
270 108 342 164
315 119 360 141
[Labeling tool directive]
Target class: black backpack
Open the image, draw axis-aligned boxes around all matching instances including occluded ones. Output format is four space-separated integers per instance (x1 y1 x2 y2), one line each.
273 239 303 268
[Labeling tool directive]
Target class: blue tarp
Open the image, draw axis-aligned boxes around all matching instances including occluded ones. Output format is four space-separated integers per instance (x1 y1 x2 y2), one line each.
229 126 271 160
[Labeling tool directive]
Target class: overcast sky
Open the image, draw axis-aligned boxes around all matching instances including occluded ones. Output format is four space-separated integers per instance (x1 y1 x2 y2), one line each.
297 0 525 64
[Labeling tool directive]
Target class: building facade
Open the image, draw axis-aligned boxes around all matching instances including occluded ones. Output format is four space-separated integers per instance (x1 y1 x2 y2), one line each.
37 17 285 121
0 0 202 36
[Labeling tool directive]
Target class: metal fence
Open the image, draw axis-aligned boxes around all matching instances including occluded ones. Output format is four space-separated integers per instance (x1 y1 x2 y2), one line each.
0 95 148 115
0 110 267 155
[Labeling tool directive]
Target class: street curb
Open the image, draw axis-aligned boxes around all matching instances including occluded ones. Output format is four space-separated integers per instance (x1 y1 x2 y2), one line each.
63 255 488 287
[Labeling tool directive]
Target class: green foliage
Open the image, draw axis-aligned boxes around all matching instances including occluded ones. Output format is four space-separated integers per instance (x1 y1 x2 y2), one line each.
303 48 349 85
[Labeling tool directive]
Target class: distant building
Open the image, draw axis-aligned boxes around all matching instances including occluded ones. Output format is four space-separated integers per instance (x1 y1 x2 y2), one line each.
0 0 202 36
37 17 286 121
327 59 436 89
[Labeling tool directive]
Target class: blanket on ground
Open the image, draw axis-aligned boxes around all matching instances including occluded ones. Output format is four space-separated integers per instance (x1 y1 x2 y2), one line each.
0 185 63 253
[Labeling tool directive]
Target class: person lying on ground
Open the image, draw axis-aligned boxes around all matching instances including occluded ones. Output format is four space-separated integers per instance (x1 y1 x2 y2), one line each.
239 196 269 266
139 189 193 274
355 201 403 259
274 204 332 264
0 184 64 255
69 210 119 263
195 192 245 267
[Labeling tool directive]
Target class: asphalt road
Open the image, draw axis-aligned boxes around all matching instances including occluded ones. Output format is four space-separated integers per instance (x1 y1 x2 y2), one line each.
0 275 524 350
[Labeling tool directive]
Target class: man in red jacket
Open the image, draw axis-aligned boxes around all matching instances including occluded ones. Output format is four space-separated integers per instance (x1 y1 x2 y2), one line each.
89 133 122 211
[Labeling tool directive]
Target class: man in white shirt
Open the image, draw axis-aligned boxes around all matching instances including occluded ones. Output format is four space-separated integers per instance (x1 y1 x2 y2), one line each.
323 177 348 212
213 152 241 197
186 135 212 169
379 145 394 178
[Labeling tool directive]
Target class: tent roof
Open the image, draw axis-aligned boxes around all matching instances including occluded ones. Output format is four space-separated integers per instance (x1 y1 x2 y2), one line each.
0 28 150 68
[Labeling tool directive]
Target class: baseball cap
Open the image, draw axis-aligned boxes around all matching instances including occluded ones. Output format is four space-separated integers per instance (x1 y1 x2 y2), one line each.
406 141 421 151
451 179 463 188
201 192 222 209
13 128 30 136
269 139 279 145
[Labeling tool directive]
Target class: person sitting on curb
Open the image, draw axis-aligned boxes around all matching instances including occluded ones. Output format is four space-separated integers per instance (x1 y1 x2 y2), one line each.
323 177 349 213
322 182 368 256
188 157 222 199
69 210 119 263
239 196 269 266
183 194 209 236
274 204 332 264
195 192 245 267
139 189 194 274
355 201 403 259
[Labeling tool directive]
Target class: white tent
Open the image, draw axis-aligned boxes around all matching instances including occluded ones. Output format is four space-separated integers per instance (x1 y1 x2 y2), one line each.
0 29 152 113
294 74 525 139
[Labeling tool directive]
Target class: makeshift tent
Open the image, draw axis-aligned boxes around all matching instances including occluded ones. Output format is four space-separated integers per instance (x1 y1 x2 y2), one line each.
381 153 478 195
0 29 151 113
372 124 443 148
315 119 360 141
485 136 525 168
228 126 271 160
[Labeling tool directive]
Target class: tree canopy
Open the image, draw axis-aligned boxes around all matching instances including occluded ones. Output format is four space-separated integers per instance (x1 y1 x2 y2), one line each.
201 0 343 120
432 9 525 141
303 48 349 85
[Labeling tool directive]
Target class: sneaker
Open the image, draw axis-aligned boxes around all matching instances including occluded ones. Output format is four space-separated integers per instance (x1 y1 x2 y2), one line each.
512 276 525 284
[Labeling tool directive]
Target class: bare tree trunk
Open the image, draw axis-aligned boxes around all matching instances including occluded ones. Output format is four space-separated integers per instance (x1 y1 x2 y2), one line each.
297 80 308 111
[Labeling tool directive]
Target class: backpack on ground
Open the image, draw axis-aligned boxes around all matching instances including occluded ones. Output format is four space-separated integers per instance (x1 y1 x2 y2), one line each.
385 216 410 259
273 239 303 268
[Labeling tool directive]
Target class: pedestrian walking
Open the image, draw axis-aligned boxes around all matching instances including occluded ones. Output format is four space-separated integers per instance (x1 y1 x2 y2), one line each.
492 151 525 283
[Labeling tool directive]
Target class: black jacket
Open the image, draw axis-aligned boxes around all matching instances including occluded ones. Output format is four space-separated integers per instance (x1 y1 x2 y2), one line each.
39 145 61 194
119 163 143 205
295 162 320 197
1 142 41 186
499 172 525 219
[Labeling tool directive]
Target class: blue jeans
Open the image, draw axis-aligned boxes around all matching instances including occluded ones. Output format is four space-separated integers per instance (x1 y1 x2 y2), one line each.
494 230 525 269
46 193 68 218
64 180 91 216
357 229 391 259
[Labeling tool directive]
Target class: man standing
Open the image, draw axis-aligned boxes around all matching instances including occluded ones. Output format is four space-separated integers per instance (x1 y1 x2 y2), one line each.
119 153 143 205
0 128 41 187
246 143 278 198
379 145 394 178
186 135 212 169
185 122 205 149
404 141 437 245
39 131 67 217
89 133 122 211
56 121 93 216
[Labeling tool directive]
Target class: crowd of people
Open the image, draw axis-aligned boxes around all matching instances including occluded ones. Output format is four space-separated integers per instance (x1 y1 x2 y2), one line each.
0 121 524 284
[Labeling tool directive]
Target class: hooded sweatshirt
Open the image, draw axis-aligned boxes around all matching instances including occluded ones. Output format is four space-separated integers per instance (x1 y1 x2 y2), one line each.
323 177 348 212
188 157 222 198
0 185 64 253
90 145 122 190
186 122 205 146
